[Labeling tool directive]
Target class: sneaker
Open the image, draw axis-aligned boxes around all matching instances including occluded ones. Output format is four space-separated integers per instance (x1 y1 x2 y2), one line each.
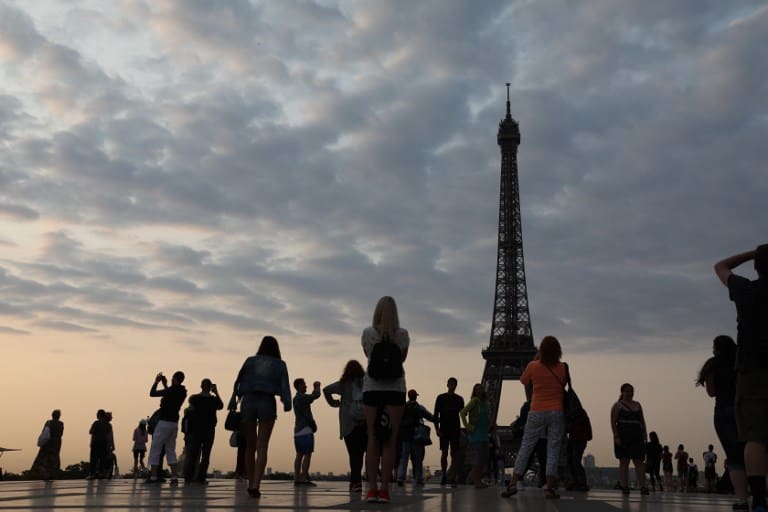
350 482 363 493
169 478 179 487
396 480 404 487
377 488 390 503
441 476 447 486
143 477 161 485
640 487 650 496
366 488 378 503
305 480 317 487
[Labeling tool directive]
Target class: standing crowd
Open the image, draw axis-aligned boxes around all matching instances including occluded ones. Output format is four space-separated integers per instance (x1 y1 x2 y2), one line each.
24 244 768 510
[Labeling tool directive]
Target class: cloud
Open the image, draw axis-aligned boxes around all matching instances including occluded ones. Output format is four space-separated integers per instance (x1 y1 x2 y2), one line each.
0 1 765 357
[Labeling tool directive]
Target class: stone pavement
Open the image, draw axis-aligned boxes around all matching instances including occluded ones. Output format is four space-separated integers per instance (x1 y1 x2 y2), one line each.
0 479 745 510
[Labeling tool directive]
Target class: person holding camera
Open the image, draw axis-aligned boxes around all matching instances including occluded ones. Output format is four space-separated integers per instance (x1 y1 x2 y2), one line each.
184 378 223 485
145 371 187 486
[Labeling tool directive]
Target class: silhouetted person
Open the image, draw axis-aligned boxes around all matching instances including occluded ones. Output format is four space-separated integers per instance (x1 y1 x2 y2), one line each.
132 420 148 477
611 383 649 495
30 409 63 481
88 409 112 479
293 377 321 486
184 378 223 485
362 296 410 504
145 371 187 486
323 360 367 492
697 334 748 508
397 389 435 486
433 377 464 486
228 335 292 498
645 431 663 491
715 244 768 512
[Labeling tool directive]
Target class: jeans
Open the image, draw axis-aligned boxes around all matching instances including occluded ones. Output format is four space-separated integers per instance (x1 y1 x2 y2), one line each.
343 424 367 484
397 441 426 482
184 429 215 482
513 410 565 477
714 406 745 469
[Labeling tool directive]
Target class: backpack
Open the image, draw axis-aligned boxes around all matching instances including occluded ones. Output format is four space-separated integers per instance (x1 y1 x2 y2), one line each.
367 332 404 380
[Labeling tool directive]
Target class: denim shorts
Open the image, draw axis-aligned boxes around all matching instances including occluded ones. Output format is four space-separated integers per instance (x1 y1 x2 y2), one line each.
241 393 277 422
294 433 314 454
363 391 406 407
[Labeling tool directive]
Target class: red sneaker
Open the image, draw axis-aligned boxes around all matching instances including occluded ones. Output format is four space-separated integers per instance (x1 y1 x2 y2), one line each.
377 488 390 504
366 488 378 503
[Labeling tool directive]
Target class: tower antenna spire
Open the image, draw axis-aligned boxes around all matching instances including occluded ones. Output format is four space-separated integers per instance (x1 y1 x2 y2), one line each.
505 82 511 118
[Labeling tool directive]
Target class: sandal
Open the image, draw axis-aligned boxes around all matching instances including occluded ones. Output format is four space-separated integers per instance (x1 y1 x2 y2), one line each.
500 484 518 498
247 488 261 498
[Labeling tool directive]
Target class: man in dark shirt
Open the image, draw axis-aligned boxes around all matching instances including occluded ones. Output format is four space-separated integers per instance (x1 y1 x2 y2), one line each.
433 377 464 486
146 371 187 486
184 378 224 485
715 244 768 512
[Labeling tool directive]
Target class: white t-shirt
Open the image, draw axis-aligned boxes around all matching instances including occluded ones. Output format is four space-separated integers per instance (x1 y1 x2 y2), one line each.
361 326 410 393
703 451 717 468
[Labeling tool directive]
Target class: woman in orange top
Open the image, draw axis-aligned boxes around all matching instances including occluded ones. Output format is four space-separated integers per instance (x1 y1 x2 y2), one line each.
502 336 567 500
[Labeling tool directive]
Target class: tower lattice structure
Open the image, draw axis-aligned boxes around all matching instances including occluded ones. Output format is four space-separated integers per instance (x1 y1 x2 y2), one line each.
481 84 537 426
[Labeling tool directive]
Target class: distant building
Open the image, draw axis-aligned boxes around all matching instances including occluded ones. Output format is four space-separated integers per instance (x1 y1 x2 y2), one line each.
584 454 596 469
266 467 272 476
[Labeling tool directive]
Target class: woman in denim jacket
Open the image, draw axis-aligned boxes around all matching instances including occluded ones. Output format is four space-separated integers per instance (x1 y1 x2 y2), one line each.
229 336 291 498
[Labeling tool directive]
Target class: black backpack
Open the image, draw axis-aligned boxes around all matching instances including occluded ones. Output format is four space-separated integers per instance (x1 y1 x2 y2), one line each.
367 333 404 380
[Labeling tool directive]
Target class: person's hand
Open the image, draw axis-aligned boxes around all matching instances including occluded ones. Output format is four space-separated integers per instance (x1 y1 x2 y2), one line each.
211 383 218 394
284 403 291 412
614 434 622 446
313 381 321 389
155 373 164 383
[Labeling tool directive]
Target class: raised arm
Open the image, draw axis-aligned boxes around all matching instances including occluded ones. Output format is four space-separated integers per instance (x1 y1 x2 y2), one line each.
714 250 755 286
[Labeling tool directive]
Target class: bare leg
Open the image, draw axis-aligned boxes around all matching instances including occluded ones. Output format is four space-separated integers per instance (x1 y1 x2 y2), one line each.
242 420 258 490
619 458 629 488
294 453 302 482
253 419 275 491
633 459 646 488
301 453 312 481
380 405 404 492
730 468 749 504
364 406 380 492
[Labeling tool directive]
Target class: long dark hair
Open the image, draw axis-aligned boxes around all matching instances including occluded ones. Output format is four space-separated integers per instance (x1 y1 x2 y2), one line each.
649 431 660 445
697 335 736 386
538 336 562 367
472 383 488 401
257 336 282 359
340 360 365 383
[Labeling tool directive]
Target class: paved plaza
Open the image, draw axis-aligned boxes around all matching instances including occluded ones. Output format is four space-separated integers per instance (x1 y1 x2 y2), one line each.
0 479 746 511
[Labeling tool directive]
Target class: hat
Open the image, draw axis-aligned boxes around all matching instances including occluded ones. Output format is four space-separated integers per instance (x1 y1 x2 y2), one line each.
407 389 418 400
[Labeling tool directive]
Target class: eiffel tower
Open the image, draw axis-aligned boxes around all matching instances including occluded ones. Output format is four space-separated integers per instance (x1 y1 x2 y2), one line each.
481 84 537 426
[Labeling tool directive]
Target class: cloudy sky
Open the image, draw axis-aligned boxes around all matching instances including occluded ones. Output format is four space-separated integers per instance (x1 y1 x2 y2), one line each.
1 1 766 476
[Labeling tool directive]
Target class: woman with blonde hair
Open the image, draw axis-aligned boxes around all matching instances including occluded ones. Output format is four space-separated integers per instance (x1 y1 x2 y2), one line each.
502 336 568 500
361 296 410 504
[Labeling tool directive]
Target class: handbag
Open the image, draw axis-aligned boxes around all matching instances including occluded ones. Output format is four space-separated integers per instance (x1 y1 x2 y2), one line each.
413 423 432 446
224 409 242 431
229 431 239 448
37 424 51 447
308 419 318 433
545 362 584 424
